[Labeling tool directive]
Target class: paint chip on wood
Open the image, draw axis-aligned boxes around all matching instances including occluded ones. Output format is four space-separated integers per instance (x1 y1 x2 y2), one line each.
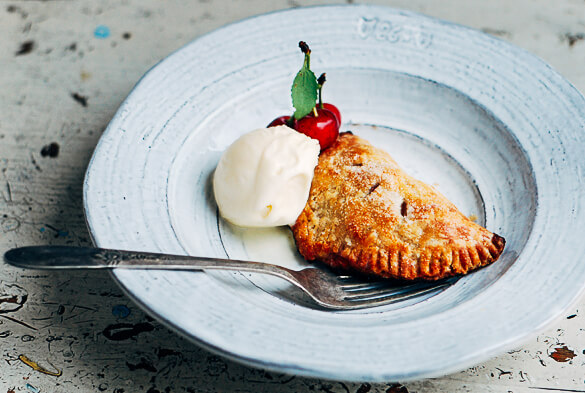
71 93 88 107
40 142 59 158
549 345 576 362
15 41 35 56
94 25 111 39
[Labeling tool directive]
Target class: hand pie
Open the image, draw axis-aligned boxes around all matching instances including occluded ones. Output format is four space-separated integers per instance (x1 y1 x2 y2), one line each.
292 132 505 280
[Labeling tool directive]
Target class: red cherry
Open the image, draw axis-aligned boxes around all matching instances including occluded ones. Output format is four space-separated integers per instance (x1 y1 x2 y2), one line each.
268 115 295 128
322 103 341 126
295 108 339 150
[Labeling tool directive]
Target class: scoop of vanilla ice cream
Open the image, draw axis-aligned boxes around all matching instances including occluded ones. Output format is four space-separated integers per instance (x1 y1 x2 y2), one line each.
213 125 320 227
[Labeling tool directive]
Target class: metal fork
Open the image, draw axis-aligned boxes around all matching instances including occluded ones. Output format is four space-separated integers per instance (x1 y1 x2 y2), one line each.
3 246 456 310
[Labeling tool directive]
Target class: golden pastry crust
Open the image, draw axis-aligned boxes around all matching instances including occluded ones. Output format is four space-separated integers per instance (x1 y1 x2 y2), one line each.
291 132 505 280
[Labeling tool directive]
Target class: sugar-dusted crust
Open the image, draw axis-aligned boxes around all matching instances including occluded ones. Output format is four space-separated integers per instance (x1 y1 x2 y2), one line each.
291 132 506 280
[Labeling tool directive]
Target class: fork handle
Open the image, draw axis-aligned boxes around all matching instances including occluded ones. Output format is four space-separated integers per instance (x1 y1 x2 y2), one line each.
4 245 297 279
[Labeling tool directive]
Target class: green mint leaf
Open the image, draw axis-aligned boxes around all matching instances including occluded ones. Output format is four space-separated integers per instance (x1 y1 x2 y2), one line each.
291 64 318 120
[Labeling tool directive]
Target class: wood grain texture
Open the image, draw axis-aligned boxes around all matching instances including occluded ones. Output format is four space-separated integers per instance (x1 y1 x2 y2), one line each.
1 0 585 391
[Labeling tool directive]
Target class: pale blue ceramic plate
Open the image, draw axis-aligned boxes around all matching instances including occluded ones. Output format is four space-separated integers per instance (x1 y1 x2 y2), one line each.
84 5 585 382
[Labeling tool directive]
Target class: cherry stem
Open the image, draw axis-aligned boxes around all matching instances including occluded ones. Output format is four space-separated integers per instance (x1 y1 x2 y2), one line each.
312 107 318 117
317 73 326 109
299 41 311 69
286 115 295 128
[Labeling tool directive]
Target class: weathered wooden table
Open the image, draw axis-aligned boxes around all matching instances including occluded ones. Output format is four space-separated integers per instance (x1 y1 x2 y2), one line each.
1 1 584 391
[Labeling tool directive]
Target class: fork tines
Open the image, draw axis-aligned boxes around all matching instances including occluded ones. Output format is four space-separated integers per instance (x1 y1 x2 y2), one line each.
336 275 457 302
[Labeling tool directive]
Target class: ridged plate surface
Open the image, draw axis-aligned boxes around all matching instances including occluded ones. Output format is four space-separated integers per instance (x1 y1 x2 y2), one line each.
84 5 585 381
